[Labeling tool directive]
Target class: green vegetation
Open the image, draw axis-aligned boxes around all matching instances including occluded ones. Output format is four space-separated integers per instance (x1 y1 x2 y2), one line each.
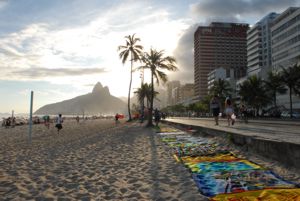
264 71 287 108
238 75 270 116
280 63 300 118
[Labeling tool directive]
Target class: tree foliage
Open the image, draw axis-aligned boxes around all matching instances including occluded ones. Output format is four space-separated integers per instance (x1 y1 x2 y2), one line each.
238 75 269 115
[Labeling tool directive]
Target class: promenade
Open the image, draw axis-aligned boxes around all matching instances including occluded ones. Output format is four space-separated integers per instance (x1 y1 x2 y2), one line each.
162 117 300 169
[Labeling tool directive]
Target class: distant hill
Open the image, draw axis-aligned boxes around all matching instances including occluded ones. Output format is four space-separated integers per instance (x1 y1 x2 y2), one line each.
34 82 127 115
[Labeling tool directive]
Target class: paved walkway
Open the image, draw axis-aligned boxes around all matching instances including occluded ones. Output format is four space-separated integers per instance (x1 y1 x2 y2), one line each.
164 117 300 145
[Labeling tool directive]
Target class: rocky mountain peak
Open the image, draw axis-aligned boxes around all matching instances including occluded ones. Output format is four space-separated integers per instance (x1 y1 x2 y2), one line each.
92 82 104 93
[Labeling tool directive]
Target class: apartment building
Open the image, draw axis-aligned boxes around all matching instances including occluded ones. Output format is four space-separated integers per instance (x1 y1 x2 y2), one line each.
194 22 249 100
247 13 279 78
271 7 300 108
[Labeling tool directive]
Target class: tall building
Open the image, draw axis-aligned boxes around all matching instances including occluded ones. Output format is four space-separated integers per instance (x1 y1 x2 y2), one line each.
247 13 279 78
180 84 194 102
194 22 249 100
271 7 300 108
207 67 235 94
167 81 180 106
271 7 300 71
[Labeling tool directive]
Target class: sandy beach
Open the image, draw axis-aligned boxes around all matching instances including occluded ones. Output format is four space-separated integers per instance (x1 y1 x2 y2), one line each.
0 119 206 201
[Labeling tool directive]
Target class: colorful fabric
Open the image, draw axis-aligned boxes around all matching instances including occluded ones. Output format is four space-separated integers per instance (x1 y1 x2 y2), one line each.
161 137 177 143
181 154 239 164
210 188 300 201
157 131 186 135
192 170 296 197
159 127 180 133
188 160 262 173
174 145 230 157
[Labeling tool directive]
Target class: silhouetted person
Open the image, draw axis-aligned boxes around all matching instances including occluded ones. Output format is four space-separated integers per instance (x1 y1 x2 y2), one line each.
115 113 119 125
210 95 221 125
154 108 161 127
55 114 63 134
240 104 248 123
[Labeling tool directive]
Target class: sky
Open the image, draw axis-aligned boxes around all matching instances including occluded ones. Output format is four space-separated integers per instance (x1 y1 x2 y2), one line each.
0 0 298 114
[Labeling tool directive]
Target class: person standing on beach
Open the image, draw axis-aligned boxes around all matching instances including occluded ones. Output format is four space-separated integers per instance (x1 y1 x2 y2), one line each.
115 113 119 125
55 114 63 134
154 108 161 127
225 97 235 126
210 95 221 125
43 115 50 129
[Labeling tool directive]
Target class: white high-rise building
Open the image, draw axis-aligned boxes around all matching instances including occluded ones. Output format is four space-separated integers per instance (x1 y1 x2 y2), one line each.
272 7 300 71
271 7 300 109
247 13 279 79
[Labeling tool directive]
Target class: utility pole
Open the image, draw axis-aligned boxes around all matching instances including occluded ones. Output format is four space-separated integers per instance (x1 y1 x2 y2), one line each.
28 91 34 144
140 68 144 123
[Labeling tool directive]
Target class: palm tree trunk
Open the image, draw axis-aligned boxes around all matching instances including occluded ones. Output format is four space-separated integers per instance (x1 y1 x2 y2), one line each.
147 72 154 127
127 53 133 121
274 92 277 108
289 86 293 118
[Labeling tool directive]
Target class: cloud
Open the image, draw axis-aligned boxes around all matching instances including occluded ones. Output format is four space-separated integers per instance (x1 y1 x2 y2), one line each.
11 67 107 79
190 0 298 23
170 24 199 83
0 0 8 10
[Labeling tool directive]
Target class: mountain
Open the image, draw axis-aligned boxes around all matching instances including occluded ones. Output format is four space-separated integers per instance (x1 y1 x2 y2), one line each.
34 82 127 115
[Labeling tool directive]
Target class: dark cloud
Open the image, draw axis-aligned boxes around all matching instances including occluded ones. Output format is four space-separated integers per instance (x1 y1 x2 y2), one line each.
11 67 107 78
170 24 199 84
191 0 298 22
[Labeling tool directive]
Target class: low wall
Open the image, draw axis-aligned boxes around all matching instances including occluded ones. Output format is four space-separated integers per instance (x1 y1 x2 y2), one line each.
162 120 300 169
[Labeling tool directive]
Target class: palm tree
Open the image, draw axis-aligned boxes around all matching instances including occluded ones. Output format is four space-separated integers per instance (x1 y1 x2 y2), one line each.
238 75 269 116
280 63 300 118
138 49 178 126
209 78 232 108
118 34 143 121
134 83 159 109
264 71 287 108
209 79 232 98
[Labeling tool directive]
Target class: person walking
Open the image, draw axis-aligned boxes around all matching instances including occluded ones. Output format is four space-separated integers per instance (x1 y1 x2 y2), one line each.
225 97 235 126
76 116 80 123
240 104 248 123
55 114 63 134
210 95 221 125
115 113 119 125
154 108 161 127
43 115 50 129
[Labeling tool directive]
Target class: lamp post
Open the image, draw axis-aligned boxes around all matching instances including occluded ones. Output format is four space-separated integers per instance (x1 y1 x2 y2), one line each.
140 68 144 123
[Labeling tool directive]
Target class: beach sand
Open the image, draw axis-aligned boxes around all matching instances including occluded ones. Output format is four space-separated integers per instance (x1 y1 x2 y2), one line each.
0 119 206 201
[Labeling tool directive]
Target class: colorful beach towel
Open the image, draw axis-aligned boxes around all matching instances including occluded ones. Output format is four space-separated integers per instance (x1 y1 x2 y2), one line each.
158 127 180 133
181 154 239 164
188 160 262 173
210 188 300 201
175 145 230 157
192 170 296 197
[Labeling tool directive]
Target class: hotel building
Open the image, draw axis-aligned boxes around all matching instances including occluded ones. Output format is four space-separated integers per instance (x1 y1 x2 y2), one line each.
194 22 249 100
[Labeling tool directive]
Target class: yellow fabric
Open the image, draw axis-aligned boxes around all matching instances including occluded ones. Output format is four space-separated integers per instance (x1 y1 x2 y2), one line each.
173 154 181 162
159 127 179 132
211 188 300 201
181 154 239 164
